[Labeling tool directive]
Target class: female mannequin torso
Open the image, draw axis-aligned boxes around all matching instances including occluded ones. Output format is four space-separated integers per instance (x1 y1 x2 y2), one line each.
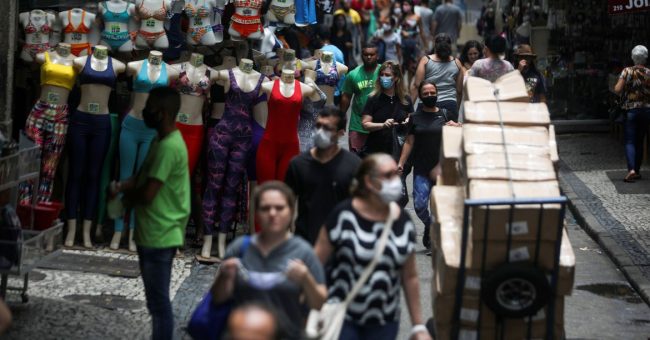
127 52 179 119
174 54 217 125
135 0 172 49
304 52 348 106
298 69 327 152
99 0 137 52
210 56 236 120
74 48 126 114
59 8 96 56
229 0 264 40
210 0 227 43
20 10 57 62
35 45 75 105
266 0 296 26
184 0 219 46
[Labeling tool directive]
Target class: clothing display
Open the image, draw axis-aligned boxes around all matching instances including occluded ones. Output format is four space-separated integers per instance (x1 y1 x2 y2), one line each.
211 6 225 34
133 60 169 92
231 0 263 38
64 11 92 56
256 80 302 183
297 87 326 152
294 0 316 26
185 1 213 43
269 4 295 22
96 113 119 226
315 59 339 87
203 70 264 235
247 94 267 181
175 67 211 97
100 1 131 50
24 101 69 202
40 52 76 91
176 122 204 175
137 0 167 46
79 56 116 88
23 12 52 58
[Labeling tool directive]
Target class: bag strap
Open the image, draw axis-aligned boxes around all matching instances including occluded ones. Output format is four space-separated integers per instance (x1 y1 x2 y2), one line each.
342 202 399 306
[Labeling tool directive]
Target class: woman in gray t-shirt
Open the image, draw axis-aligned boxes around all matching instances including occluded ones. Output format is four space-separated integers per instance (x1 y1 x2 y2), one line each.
210 181 327 339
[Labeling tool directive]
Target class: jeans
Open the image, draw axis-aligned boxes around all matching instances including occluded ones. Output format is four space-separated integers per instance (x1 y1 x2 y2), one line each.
339 320 399 340
624 108 650 172
137 246 176 340
413 174 434 248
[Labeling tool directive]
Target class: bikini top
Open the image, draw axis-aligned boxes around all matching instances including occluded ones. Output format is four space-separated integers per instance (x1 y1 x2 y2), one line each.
176 66 211 97
40 52 76 91
184 1 211 18
133 59 169 93
233 0 263 10
138 0 167 21
79 55 116 88
315 59 339 87
63 10 90 34
102 1 130 24
25 12 51 35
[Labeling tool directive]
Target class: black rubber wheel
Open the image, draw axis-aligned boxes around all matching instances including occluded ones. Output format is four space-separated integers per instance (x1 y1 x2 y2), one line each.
481 264 550 318
21 293 28 303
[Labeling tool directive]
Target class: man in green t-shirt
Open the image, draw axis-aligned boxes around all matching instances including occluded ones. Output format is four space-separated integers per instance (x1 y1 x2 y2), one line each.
111 87 190 340
340 43 380 155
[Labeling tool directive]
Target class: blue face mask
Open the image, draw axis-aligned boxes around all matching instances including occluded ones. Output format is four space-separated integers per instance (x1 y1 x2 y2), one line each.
380 76 394 89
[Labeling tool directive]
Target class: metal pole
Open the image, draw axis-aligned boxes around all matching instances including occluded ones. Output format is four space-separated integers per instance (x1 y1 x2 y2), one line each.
0 0 17 138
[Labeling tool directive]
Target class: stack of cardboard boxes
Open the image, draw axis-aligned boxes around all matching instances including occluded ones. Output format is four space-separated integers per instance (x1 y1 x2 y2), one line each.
430 72 575 340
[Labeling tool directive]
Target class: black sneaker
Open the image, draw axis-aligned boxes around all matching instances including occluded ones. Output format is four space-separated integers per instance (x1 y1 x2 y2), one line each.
423 225 431 250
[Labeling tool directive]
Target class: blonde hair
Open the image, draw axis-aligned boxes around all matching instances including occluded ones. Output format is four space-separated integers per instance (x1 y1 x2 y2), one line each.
370 61 409 105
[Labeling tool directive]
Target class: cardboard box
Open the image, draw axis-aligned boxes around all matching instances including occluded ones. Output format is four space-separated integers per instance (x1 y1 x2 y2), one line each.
465 153 557 182
440 126 464 186
434 322 565 340
549 124 559 164
464 71 530 102
464 102 551 126
469 180 562 242
463 124 552 157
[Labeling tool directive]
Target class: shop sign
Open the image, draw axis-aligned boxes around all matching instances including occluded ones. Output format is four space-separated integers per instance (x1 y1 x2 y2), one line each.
609 0 650 14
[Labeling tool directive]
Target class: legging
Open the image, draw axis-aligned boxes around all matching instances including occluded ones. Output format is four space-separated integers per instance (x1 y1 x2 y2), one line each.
23 100 69 203
246 120 265 181
256 136 299 183
114 115 157 232
176 121 204 176
96 113 119 225
65 110 111 220
202 124 251 235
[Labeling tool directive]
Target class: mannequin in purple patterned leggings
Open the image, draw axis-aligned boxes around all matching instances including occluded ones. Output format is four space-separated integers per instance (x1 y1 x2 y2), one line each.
201 59 265 260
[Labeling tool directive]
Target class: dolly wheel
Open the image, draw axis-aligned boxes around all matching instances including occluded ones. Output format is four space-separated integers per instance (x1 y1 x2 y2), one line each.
481 264 550 318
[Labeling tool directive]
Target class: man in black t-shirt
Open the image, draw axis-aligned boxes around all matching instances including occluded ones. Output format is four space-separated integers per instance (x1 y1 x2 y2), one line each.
285 107 362 245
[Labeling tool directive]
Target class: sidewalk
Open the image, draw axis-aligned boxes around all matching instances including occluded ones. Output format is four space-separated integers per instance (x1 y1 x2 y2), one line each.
558 132 650 304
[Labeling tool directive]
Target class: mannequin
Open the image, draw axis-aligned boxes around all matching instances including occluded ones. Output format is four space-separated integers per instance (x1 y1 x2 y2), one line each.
256 69 322 184
135 0 172 49
201 58 264 261
19 10 57 63
99 0 137 53
211 0 227 43
111 50 178 251
266 0 296 26
173 52 216 175
229 0 264 40
297 69 327 152
184 0 219 46
210 56 237 121
259 26 281 58
22 44 75 204
164 0 187 61
64 46 125 248
303 51 348 105
275 48 302 78
59 8 96 56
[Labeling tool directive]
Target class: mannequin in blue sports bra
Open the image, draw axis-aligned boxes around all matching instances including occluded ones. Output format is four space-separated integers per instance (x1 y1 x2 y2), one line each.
99 0 136 52
108 51 179 252
64 46 126 249
303 51 348 106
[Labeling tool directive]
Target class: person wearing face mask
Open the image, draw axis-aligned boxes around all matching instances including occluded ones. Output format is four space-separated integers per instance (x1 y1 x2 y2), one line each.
314 153 431 340
372 16 402 64
285 107 361 245
361 61 414 159
109 87 190 340
398 80 460 253
210 181 327 340
330 13 354 67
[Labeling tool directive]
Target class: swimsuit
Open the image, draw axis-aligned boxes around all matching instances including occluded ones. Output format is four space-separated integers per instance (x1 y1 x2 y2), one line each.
211 7 225 34
101 1 131 50
256 79 302 183
133 59 168 93
185 0 213 43
175 66 211 97
315 59 339 87
203 70 265 234
23 12 52 59
40 52 76 91
137 0 167 46
269 2 295 22
231 0 263 38
79 56 116 88
64 10 92 56
247 94 267 180
298 86 326 152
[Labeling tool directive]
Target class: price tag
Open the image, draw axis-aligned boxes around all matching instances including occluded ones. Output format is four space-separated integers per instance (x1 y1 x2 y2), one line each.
88 103 100 113
146 19 156 27
177 112 189 123
111 24 121 33
194 17 203 26
47 92 60 104
72 32 83 41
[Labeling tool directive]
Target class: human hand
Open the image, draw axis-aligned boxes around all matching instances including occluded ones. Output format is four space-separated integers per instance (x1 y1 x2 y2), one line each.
410 330 432 340
286 259 309 286
397 163 404 175
445 121 462 127
219 258 240 279
518 59 528 72
384 118 396 128
108 180 120 199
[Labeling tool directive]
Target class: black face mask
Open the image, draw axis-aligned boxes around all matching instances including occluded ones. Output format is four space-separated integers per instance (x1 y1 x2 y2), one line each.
142 107 162 129
421 95 438 108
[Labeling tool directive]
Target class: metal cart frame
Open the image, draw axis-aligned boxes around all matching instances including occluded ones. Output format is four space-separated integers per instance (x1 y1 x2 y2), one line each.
450 196 568 340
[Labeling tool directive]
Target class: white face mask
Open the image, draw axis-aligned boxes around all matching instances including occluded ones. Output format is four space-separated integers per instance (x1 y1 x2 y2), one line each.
378 177 403 203
393 8 402 15
382 23 392 31
313 128 334 149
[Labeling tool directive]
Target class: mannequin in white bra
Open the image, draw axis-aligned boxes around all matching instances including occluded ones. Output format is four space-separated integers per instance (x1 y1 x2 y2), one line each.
303 51 348 106
64 46 125 249
59 8 96 57
134 0 172 50
183 0 220 46
98 0 137 53
19 9 58 63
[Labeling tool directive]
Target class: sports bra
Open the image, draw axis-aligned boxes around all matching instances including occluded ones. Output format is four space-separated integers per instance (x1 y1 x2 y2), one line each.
102 1 130 23
63 10 90 34
79 56 116 88
25 12 51 35
315 59 339 87
184 1 211 18
133 59 169 93
176 66 211 97
40 52 76 91
138 0 167 21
